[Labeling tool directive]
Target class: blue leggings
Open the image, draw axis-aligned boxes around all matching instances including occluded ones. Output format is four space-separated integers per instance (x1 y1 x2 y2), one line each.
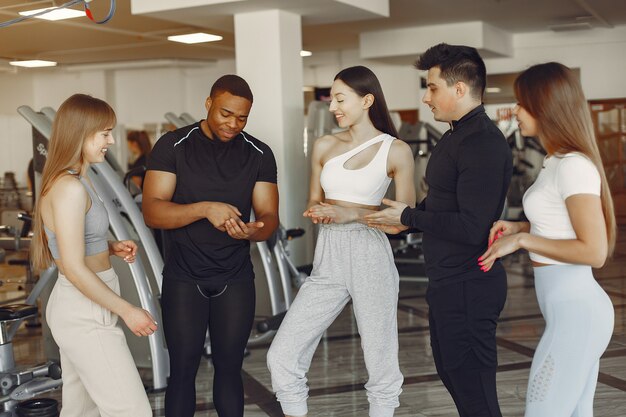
526 265 614 417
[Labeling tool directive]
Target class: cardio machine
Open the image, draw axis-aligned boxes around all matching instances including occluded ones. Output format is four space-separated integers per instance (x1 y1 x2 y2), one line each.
0 214 62 416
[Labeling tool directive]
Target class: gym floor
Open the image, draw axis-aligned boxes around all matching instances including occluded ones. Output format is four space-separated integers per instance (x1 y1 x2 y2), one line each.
7 227 626 416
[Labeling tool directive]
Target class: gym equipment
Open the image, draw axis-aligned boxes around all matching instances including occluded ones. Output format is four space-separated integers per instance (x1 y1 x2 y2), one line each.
256 225 310 333
0 214 61 416
17 106 169 391
0 304 62 416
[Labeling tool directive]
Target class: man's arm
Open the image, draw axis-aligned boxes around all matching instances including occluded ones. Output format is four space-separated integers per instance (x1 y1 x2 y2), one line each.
142 170 241 231
249 182 279 241
401 134 511 245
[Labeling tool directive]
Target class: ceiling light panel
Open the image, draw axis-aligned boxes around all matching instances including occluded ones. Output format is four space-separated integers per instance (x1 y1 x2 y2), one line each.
19 7 86 21
9 60 58 68
167 33 223 44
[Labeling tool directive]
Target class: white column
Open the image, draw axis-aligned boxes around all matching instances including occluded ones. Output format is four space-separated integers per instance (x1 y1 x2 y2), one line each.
234 9 308 262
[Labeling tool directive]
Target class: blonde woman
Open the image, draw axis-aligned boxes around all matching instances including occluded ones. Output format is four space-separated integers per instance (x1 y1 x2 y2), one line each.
32 94 155 417
479 62 615 417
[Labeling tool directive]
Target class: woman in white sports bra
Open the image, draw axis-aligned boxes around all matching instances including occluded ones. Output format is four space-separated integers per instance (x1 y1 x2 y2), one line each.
479 62 615 417
267 66 415 417
31 94 156 417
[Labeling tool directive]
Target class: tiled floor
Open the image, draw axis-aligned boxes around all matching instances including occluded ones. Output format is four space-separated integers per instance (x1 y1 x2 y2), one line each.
7 228 626 416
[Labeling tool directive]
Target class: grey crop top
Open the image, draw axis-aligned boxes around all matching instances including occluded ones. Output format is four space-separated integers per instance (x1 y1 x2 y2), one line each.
44 174 109 259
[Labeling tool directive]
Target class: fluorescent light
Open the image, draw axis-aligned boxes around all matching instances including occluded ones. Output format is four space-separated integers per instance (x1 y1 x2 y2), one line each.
10 60 57 68
19 7 85 21
300 50 312 57
167 33 223 44
486 87 502 93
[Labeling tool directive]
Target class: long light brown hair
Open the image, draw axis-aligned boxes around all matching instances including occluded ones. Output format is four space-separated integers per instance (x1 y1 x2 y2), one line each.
515 62 616 255
31 94 116 269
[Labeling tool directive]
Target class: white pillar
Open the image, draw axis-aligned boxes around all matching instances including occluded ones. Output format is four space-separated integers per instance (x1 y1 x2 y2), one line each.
234 9 308 262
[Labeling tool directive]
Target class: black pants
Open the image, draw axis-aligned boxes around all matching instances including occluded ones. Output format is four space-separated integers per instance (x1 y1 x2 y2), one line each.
161 276 256 417
427 272 507 417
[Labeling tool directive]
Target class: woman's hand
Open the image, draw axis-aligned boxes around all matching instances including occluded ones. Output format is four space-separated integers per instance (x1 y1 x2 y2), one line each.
479 233 524 271
121 306 158 337
109 240 137 263
303 202 355 224
488 220 526 246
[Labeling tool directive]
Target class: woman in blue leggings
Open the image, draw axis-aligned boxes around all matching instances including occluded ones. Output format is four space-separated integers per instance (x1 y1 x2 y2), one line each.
479 62 615 417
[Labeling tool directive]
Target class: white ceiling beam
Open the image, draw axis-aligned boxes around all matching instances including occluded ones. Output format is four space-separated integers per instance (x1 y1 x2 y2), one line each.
359 21 513 64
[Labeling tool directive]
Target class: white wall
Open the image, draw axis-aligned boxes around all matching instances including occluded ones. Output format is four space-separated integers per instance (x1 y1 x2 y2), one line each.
303 49 422 111
0 61 237 186
428 26 626 128
183 60 236 119
487 26 626 101
0 115 32 186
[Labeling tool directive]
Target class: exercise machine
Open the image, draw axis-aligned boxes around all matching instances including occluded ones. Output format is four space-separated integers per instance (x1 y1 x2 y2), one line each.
0 214 62 415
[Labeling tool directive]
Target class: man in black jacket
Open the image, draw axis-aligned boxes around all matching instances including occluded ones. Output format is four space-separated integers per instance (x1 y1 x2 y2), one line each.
367 43 512 417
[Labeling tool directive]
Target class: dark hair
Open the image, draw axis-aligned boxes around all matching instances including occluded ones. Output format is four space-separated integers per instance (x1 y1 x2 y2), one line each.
514 62 615 255
415 43 486 100
334 66 398 137
210 74 253 103
127 130 152 156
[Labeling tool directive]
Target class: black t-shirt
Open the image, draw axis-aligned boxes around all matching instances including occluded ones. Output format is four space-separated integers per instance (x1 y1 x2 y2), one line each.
400 105 513 287
147 122 277 285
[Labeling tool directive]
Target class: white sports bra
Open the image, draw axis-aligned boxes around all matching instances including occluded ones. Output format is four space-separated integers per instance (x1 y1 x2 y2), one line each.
320 133 395 206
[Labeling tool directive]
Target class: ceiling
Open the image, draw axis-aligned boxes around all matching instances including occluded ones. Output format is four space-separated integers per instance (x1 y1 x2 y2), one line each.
0 0 624 67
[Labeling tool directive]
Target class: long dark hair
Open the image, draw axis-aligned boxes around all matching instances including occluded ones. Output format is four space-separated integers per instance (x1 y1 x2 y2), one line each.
515 62 615 255
334 66 398 137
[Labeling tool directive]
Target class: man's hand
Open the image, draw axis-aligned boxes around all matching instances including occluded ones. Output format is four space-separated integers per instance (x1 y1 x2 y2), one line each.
109 240 138 263
224 218 265 240
365 198 407 227
205 202 242 231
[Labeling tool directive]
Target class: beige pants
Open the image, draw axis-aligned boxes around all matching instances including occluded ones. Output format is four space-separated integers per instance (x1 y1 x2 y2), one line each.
46 268 152 417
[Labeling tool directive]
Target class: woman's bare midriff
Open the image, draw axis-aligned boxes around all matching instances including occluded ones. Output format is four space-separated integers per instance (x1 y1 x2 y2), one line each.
55 250 111 276
325 198 379 212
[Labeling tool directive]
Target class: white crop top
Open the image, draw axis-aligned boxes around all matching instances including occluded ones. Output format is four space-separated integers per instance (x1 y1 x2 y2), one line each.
320 134 394 206
522 152 601 265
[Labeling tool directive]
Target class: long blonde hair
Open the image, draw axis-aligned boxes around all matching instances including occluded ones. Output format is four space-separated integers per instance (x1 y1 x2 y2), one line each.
515 62 616 255
31 94 116 269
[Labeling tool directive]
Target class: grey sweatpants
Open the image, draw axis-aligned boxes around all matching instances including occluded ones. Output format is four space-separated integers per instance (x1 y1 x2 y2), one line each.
267 223 403 417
